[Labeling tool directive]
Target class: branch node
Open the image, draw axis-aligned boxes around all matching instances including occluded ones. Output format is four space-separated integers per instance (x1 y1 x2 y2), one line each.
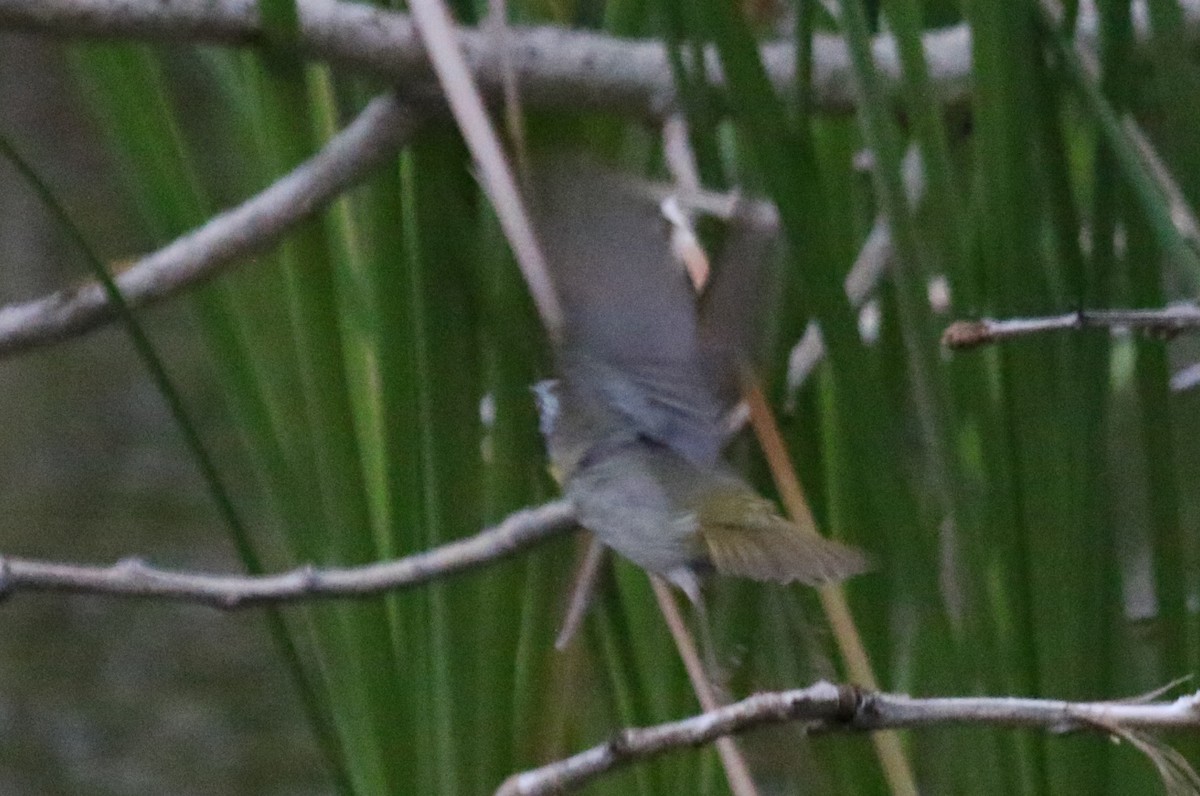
1048 714 1086 735
607 728 635 758
216 591 245 611
849 686 882 728
297 563 321 591
839 682 866 721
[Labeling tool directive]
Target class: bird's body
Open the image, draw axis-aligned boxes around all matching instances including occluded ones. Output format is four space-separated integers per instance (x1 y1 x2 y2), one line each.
529 156 868 593
567 438 711 583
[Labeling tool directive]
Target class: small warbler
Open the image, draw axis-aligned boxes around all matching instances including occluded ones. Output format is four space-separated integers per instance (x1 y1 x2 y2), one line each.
529 157 868 599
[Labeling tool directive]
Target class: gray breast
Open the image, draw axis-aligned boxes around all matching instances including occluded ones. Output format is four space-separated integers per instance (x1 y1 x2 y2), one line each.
566 442 705 576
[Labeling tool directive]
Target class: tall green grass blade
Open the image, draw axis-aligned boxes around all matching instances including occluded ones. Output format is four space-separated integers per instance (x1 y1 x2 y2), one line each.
1141 0 1200 210
321 88 439 792
696 2 934 792
473 192 562 788
1040 6 1200 288
402 133 493 794
1085 11 1199 782
1135 0 1200 697
1088 17 1131 777
591 568 664 796
239 0 411 789
63 43 351 792
964 2 1115 792
837 10 974 756
1028 42 1112 796
1127 206 1192 681
0 139 232 579
0 126 356 790
840 0 958 500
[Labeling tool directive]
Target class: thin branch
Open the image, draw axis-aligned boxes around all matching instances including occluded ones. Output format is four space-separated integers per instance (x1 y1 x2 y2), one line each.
0 500 576 608
943 305 1200 350
0 0 945 115
1 0 1195 117
661 114 712 291
0 91 418 359
496 681 1200 796
0 4 1190 356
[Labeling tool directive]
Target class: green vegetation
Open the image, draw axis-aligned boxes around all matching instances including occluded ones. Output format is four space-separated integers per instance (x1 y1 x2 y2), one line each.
3 0 1199 792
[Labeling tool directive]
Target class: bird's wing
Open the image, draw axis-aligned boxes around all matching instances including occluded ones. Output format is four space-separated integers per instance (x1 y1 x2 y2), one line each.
697 199 780 409
531 155 729 463
530 155 701 369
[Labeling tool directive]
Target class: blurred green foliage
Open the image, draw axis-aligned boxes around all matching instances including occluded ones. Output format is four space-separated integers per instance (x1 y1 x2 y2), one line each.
5 0 1197 792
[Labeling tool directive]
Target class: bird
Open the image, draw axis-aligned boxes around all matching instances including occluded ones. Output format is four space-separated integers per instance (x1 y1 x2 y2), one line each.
528 156 868 601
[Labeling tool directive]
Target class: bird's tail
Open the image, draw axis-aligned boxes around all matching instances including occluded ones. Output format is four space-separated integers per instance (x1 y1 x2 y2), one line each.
699 493 870 586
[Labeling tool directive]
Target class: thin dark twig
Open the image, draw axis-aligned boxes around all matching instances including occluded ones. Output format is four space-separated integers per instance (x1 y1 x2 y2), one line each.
0 126 350 788
943 305 1200 350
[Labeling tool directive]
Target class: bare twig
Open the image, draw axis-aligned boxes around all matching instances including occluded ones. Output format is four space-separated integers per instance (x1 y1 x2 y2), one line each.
0 0 949 115
0 91 417 359
2 0 1196 117
943 306 1200 350
661 115 712 291
496 681 1200 796
0 501 576 608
